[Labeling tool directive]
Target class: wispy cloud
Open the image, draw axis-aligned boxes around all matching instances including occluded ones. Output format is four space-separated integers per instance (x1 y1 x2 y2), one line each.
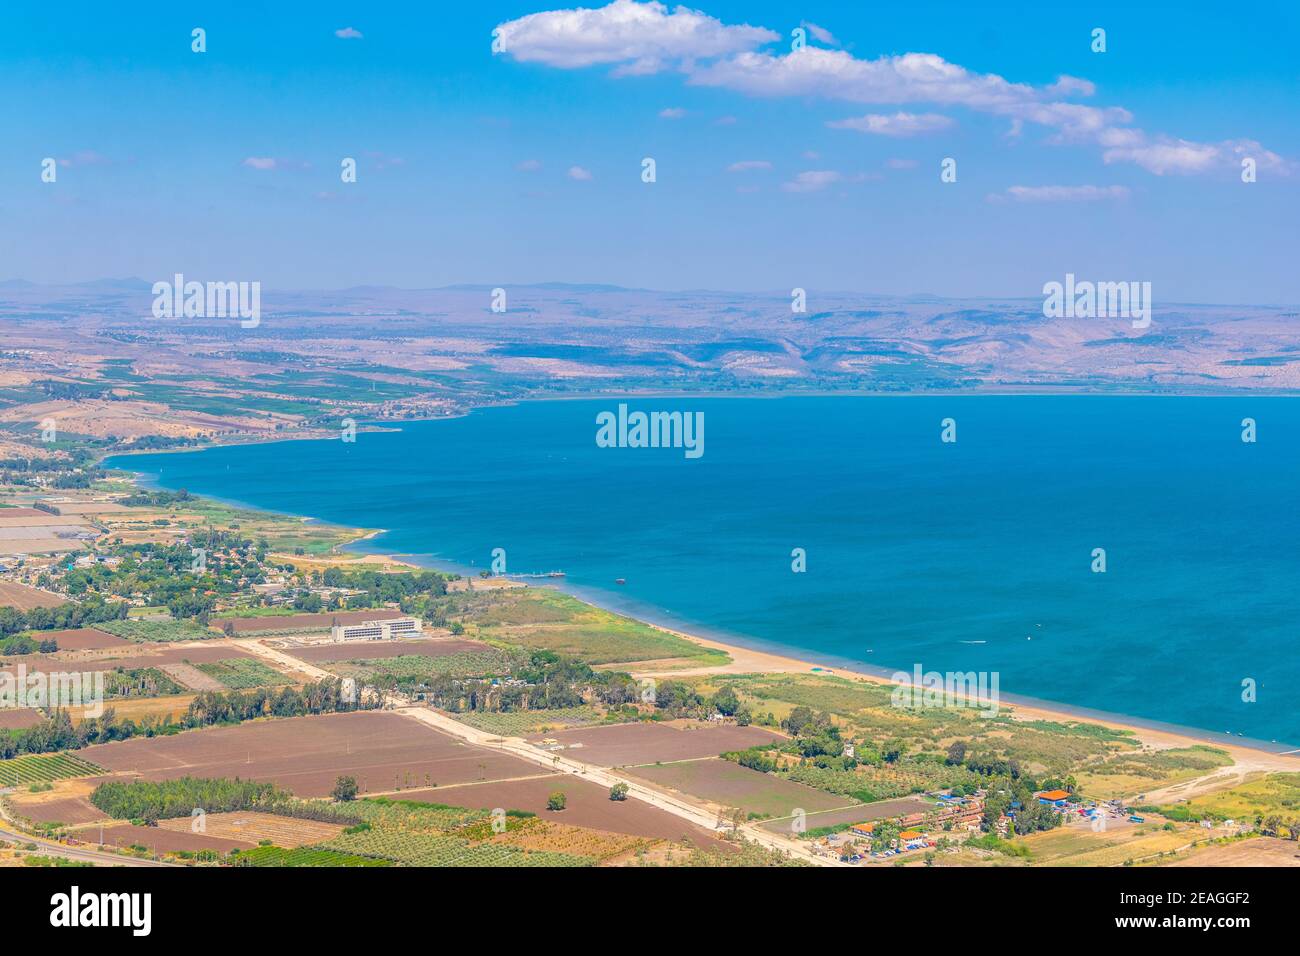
494 1 1286 177
802 22 838 47
659 107 686 119
567 165 593 181
782 170 841 193
516 158 543 171
991 184 1131 203
827 111 953 137
241 157 310 171
335 27 364 40
57 151 110 168
726 160 772 172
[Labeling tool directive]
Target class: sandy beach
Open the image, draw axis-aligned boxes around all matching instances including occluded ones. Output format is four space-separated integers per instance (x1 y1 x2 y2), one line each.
619 620 1300 786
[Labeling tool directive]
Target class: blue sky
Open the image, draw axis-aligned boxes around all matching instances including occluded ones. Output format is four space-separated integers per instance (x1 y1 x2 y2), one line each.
1 1 1296 302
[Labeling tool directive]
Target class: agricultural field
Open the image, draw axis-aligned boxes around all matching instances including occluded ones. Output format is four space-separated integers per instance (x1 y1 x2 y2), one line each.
325 650 512 683
453 588 729 666
761 796 935 835
94 823 250 855
483 817 652 862
193 658 290 689
65 692 197 725
101 666 187 698
629 758 853 819
527 721 782 767
231 845 393 867
0 752 104 787
156 811 344 848
0 581 67 610
4 777 111 826
322 827 592 867
79 710 547 797
0 644 260 678
92 618 212 643
285 639 487 664
453 705 606 736
19 628 129 651
406 776 726 848
0 708 45 730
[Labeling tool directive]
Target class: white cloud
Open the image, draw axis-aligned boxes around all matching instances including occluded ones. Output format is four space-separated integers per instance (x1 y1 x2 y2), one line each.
1045 75 1095 97
997 184 1131 202
492 0 778 72
659 107 686 119
335 27 364 40
726 160 772 172
782 170 841 192
803 22 838 46
517 158 543 171
567 165 593 180
1100 137 1285 176
827 111 953 137
242 157 279 170
496 2 1286 177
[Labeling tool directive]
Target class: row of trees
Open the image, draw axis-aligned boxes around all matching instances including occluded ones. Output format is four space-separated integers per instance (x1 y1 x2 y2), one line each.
413 650 640 714
0 678 376 758
91 776 279 824
0 595 128 638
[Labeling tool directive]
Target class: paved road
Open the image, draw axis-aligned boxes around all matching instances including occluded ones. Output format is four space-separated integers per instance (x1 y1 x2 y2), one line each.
0 823 177 867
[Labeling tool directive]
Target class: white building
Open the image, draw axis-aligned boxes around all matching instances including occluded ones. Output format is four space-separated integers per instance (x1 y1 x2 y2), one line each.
330 615 422 643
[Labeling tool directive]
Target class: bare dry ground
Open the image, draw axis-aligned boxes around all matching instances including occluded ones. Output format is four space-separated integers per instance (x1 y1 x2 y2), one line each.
5 777 112 826
525 721 783 767
0 643 259 678
400 775 728 850
92 823 250 854
156 811 344 848
80 710 546 797
0 707 46 729
628 757 852 818
0 580 67 609
1163 836 1300 867
38 627 131 651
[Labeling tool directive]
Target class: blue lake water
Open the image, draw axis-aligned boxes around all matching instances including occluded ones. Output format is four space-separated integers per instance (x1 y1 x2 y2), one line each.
108 396 1300 745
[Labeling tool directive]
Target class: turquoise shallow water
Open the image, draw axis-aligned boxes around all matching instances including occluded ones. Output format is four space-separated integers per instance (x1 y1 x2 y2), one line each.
109 395 1300 746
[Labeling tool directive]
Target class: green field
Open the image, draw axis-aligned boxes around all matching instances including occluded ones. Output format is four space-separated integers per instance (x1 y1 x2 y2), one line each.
462 589 730 666
322 828 592 867
0 752 104 786
453 706 607 736
193 658 290 689
327 651 512 683
94 618 212 643
231 845 393 867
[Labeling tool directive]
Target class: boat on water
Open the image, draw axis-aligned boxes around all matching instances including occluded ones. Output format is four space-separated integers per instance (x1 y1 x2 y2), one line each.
615 578 626 585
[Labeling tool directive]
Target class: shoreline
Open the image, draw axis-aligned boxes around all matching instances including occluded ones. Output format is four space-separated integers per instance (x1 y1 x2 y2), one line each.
353 545 1300 769
102 427 1300 776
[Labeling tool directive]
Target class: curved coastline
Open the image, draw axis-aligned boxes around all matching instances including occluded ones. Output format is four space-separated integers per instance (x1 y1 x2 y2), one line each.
105 416 1300 763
